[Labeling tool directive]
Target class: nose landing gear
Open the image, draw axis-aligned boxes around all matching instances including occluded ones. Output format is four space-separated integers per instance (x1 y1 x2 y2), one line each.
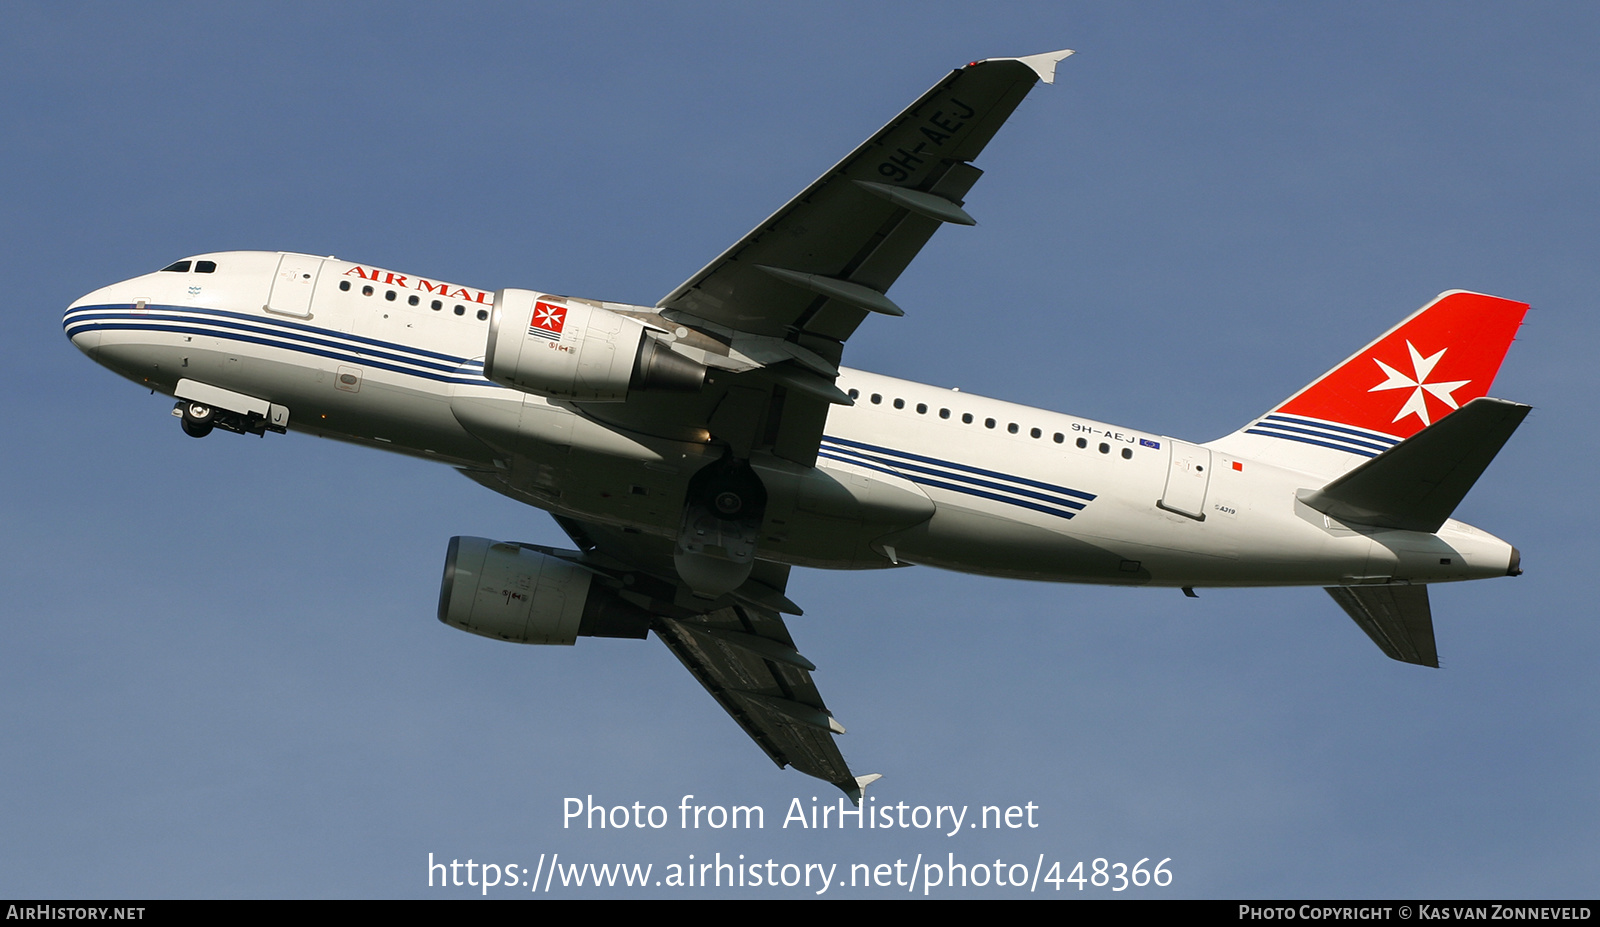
171 399 287 438
179 402 214 438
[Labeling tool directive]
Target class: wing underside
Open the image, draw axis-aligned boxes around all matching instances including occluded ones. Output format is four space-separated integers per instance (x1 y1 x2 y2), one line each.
552 516 864 795
582 52 1072 469
659 50 1072 348
654 606 854 787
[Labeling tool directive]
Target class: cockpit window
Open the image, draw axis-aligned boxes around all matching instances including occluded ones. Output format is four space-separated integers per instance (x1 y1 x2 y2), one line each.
161 260 192 273
195 260 217 273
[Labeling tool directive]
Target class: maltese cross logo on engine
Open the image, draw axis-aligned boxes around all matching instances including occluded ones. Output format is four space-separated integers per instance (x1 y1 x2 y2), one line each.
1368 341 1470 427
527 301 567 342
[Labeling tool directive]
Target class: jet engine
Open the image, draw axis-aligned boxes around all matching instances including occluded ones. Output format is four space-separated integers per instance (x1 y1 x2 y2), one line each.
485 288 705 401
437 536 652 644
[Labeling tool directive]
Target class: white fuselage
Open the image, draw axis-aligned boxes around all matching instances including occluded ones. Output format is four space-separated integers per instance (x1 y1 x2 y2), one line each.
64 251 1518 589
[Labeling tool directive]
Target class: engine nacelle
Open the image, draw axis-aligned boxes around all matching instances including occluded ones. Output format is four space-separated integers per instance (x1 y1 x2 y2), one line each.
437 537 653 645
485 288 704 402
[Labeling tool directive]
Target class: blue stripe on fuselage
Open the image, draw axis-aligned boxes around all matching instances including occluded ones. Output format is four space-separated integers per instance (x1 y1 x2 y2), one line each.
64 304 491 386
819 435 1097 520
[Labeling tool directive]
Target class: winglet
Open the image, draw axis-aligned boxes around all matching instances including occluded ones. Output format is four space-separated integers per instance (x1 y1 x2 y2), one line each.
841 773 884 806
976 49 1075 84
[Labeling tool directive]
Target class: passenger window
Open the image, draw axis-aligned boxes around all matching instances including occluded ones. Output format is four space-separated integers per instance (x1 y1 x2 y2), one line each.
161 261 192 273
385 290 396 301
195 260 216 273
408 295 419 306
893 398 904 410
1099 443 1110 454
1076 437 1087 449
454 305 465 316
1053 433 1064 444
985 418 996 429
916 403 927 414
1007 423 1018 434
1030 427 1041 439
339 280 351 292
477 309 488 320
962 413 973 424
848 389 859 399
362 285 374 296
1122 448 1133 459
939 408 950 419
870 393 881 404
431 300 442 311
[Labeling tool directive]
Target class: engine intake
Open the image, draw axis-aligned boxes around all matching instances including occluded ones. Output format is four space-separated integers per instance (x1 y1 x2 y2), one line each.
485 288 704 401
438 537 652 644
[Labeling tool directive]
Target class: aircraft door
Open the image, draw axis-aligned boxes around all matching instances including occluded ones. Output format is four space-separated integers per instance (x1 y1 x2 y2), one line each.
1159 440 1212 519
266 254 323 318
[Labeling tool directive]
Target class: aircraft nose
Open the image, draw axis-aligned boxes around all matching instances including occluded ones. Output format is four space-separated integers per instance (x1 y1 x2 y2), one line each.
63 285 119 356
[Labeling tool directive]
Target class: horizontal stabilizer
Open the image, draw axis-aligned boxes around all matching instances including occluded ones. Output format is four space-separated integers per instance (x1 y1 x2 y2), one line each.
1298 397 1530 532
1326 584 1438 667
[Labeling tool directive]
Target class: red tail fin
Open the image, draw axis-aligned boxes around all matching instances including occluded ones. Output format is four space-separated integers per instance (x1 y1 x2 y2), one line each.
1276 290 1526 439
1220 291 1527 470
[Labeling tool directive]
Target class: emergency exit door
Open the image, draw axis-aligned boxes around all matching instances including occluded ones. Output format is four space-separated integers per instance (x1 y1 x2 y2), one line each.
265 253 323 318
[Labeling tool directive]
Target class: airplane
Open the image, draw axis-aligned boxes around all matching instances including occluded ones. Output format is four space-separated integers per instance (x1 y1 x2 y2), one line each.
63 50 1530 802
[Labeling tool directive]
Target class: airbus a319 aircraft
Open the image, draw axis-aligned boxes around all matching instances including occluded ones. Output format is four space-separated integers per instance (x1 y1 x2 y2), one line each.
65 51 1530 800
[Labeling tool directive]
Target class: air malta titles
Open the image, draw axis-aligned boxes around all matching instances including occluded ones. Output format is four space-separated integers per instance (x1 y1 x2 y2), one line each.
342 264 492 305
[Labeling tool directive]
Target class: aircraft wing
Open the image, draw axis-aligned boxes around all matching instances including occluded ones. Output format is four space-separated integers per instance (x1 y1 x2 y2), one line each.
530 54 1074 789
553 516 874 799
659 50 1073 346
579 52 1070 467
654 604 856 788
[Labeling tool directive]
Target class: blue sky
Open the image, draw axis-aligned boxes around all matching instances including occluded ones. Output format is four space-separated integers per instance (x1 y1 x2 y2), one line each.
3 2 1596 898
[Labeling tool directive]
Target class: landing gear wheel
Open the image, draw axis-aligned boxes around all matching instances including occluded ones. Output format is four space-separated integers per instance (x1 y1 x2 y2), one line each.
180 402 214 439
713 490 745 518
